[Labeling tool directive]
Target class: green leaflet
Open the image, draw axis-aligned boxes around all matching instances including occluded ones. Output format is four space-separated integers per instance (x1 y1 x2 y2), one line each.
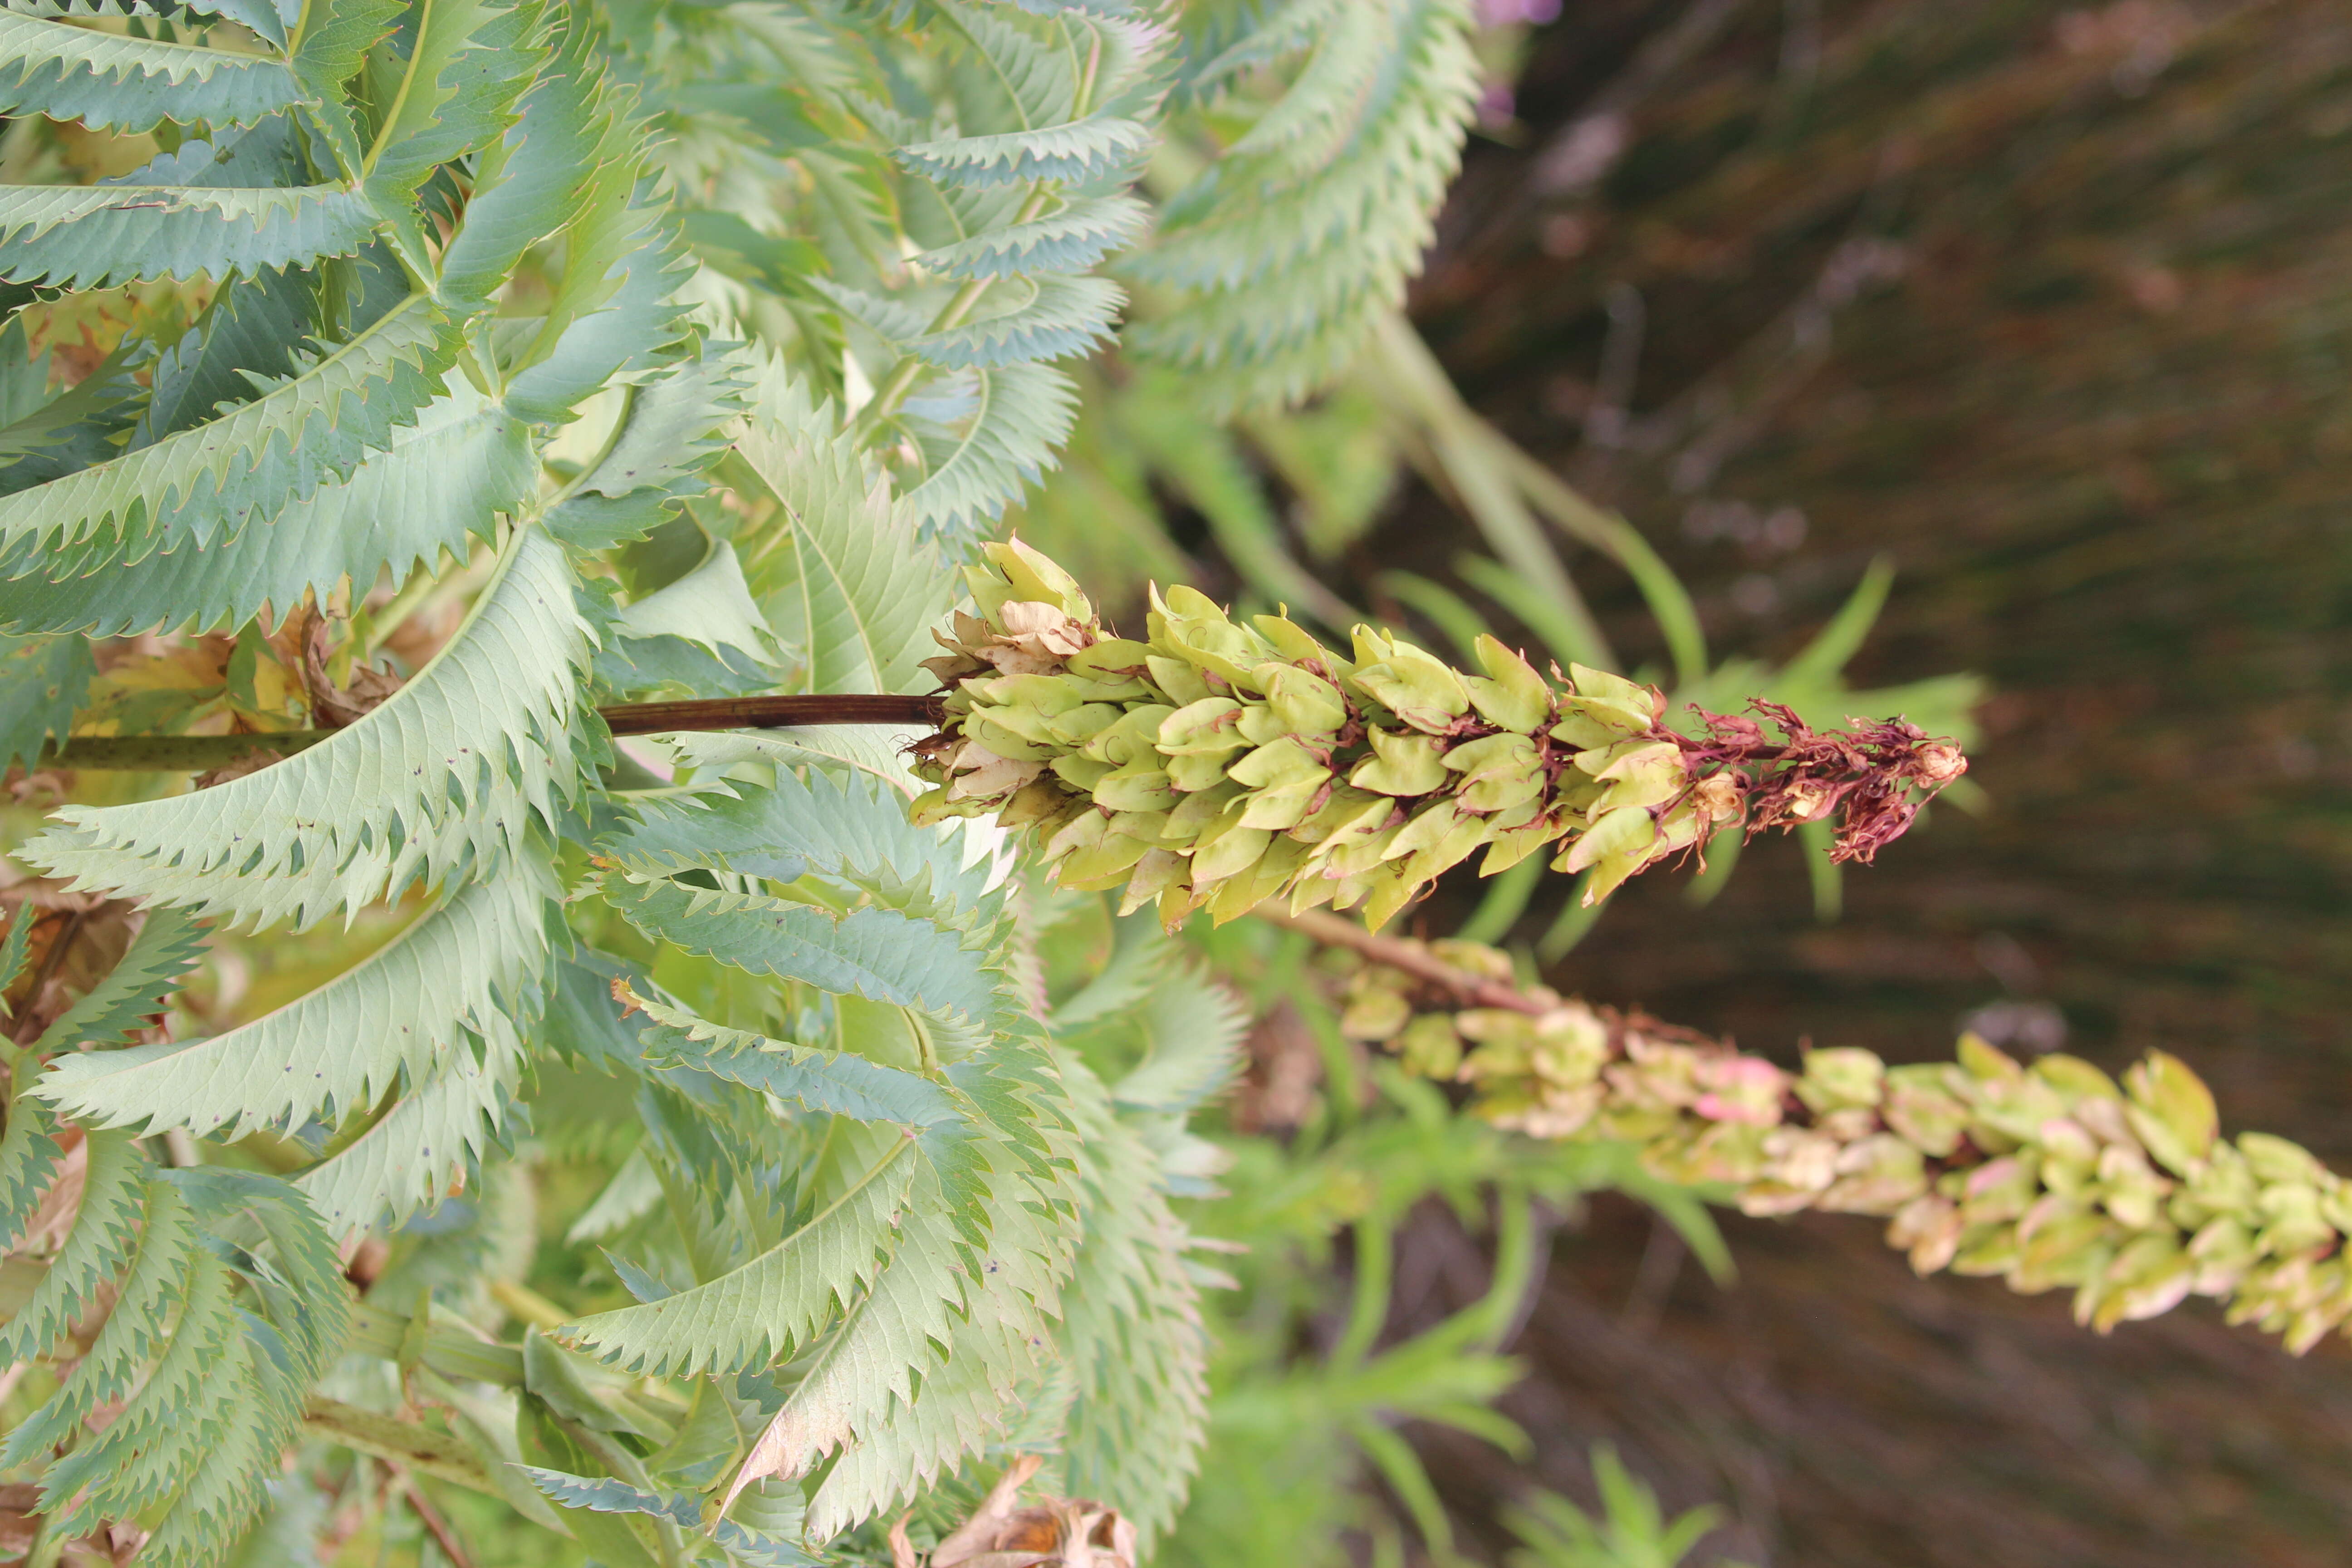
0 630 93 768
288 0 407 176
0 179 377 288
666 726 936 799
518 1468 814 1566
839 5 1165 544
496 54 694 425
134 264 324 447
355 0 544 274
30 902 207 1054
600 874 1000 1032
1102 961 1248 1116
738 374 948 695
637 994 967 1129
803 1296 1045 1532
740 1149 1077 1536
895 115 1153 187
36 858 549 1147
1121 0 1480 410
0 377 534 637
435 0 607 304
614 531 774 661
35 1232 242 1518
720 1204 991 1514
897 360 1081 539
26 1168 348 1565
563 1127 920 1377
21 525 588 927
544 350 747 550
905 272 1123 370
0 1127 145 1362
0 1095 63 1253
913 192 1148 280
0 10 301 132
600 764 1000 921
1050 1059 1211 1543
0 322 145 486
0 291 457 556
294 990 529 1235
0 1177 198 1463
0 897 32 997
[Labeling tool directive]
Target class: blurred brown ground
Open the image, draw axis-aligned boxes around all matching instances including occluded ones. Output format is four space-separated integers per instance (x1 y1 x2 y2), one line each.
1366 0 2352 1560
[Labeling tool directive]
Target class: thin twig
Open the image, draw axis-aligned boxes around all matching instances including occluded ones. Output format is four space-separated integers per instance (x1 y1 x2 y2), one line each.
392 1466 475 1568
1255 906 1547 1016
9 907 87 1047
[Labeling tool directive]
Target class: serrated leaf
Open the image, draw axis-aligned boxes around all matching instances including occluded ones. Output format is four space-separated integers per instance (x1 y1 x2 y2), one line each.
0 10 301 132
545 349 747 549
34 858 550 1142
0 291 456 558
289 0 406 175
615 531 773 661
1 1177 197 1463
357 0 541 274
736 373 947 694
913 192 1147 280
436 0 608 304
32 902 206 1054
1049 1060 1210 1541
0 1095 61 1252
895 114 1152 187
897 360 1079 540
601 764 999 920
294 996 529 1235
520 1468 816 1566
564 1127 918 1377
0 631 93 769
0 179 376 288
0 377 534 637
0 1127 145 1361
22 525 588 927
600 874 999 1029
905 272 1122 369
637 995 965 1129
1120 0 1479 410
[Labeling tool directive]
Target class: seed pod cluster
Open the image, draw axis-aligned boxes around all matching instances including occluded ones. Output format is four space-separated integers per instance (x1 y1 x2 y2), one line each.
1340 941 2352 1351
911 541 1967 930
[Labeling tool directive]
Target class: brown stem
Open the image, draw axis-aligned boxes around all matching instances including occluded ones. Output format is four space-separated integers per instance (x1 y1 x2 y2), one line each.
395 1467 475 1568
39 694 946 771
1256 906 1548 1017
10 906 87 1048
599 692 941 736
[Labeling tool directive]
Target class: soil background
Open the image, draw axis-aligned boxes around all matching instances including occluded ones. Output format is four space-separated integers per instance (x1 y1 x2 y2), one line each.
1343 2 2352 1562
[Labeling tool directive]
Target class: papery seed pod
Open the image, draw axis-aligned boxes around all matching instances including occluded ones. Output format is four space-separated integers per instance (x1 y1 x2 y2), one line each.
912 541 1970 931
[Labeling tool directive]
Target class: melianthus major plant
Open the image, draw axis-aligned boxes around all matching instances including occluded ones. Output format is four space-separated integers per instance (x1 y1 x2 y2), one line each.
0 1 1504 1561
0 0 2322 1564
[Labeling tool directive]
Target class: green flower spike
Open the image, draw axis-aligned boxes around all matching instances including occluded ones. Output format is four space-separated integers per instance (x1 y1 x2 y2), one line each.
913 540 1970 930
1333 930 2352 1353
